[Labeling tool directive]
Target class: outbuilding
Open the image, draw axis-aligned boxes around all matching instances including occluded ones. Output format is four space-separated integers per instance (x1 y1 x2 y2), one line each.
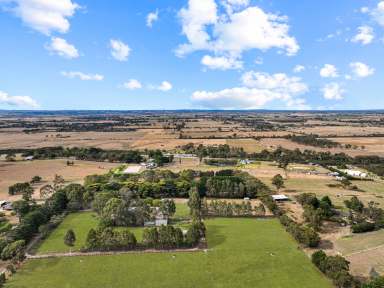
272 194 289 202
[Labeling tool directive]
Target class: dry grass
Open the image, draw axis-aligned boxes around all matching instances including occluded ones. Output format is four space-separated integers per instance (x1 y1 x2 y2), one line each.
0 159 119 200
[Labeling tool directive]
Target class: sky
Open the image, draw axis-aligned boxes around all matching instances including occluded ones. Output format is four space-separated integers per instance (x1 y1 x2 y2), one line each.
0 0 383 110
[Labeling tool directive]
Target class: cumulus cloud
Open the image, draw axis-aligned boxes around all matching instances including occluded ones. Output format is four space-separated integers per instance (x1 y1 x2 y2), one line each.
201 55 242 70
110 39 130 61
61 71 104 81
2 0 80 35
146 10 159 28
320 64 338 78
157 81 172 91
351 26 374 45
293 65 305 73
0 90 39 107
371 1 384 26
192 71 309 109
176 0 299 67
123 79 142 90
349 62 375 78
322 83 344 100
45 37 79 58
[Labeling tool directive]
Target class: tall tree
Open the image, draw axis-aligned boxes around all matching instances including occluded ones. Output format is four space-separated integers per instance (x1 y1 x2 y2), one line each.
272 174 284 192
188 187 201 220
64 229 76 247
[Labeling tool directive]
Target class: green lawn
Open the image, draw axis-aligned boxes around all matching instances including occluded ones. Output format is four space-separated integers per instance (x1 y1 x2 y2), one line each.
174 202 190 219
8 218 331 288
37 212 99 254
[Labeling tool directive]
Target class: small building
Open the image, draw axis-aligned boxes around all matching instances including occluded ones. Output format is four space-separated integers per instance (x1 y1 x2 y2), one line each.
239 159 253 165
24 156 34 161
272 194 289 202
155 217 168 226
342 169 368 178
122 165 143 174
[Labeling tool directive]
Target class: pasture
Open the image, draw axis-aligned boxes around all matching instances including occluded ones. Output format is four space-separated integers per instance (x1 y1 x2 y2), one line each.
6 218 331 288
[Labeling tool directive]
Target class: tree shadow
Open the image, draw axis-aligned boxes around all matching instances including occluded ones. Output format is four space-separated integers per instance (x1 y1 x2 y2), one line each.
319 239 334 250
206 224 226 248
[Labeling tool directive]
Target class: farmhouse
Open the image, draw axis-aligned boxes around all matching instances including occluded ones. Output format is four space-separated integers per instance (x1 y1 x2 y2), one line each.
144 207 168 227
272 195 289 202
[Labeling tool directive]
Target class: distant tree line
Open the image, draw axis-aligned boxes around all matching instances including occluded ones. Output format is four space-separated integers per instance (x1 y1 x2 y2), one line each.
287 134 341 148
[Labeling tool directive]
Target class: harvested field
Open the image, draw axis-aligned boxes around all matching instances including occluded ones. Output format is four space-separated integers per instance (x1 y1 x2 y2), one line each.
0 159 119 200
335 230 384 276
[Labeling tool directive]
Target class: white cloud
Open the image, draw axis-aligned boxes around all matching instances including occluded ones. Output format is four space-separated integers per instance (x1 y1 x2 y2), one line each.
0 90 39 107
322 83 344 100
61 71 104 81
176 1 299 67
293 65 305 73
351 26 374 45
45 37 79 58
110 39 130 61
241 71 308 94
146 10 159 28
361 7 369 14
320 64 338 78
177 0 218 55
123 79 142 90
192 71 309 109
157 81 173 91
201 55 242 70
371 1 384 26
3 0 80 35
349 62 375 78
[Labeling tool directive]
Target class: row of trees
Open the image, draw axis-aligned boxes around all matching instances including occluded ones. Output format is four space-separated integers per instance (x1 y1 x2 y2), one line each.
84 227 137 251
202 200 266 217
312 250 358 288
279 215 320 247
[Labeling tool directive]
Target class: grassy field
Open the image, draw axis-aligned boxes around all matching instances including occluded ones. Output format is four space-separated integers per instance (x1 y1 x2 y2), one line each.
37 212 99 254
7 218 331 288
37 203 191 254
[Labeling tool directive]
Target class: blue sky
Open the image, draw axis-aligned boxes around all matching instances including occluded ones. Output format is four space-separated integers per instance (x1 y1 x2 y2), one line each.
0 0 383 110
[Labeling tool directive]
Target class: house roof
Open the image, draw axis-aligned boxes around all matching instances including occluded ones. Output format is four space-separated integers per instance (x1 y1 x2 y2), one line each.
272 194 289 201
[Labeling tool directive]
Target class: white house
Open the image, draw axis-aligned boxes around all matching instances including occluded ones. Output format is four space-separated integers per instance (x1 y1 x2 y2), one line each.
24 156 34 161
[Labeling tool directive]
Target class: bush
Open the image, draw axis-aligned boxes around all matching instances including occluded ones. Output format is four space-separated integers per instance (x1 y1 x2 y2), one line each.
351 221 375 233
1 240 25 261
